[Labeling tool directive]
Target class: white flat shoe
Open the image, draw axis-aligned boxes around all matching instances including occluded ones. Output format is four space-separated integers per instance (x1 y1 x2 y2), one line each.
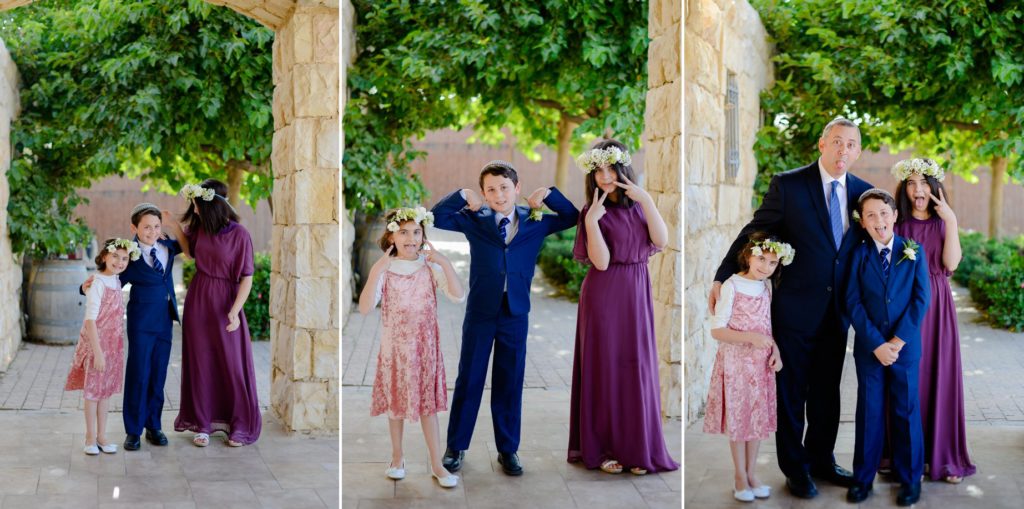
97 442 118 454
83 444 100 455
734 488 755 502
432 469 459 488
751 485 771 498
385 460 406 480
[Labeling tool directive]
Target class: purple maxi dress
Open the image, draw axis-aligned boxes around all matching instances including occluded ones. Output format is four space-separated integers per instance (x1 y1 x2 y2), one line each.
567 202 679 472
895 216 975 480
174 221 262 444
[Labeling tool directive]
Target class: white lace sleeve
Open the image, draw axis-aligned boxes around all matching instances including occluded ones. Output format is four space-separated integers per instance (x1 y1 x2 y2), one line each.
711 279 736 329
429 262 466 303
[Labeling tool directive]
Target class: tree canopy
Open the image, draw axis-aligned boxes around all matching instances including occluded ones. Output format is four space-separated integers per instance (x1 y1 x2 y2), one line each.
344 0 649 215
750 0 1024 234
1 0 273 257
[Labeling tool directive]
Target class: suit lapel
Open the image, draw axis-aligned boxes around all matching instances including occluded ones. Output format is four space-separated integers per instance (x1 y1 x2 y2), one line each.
508 206 530 246
803 163 835 251
474 208 505 245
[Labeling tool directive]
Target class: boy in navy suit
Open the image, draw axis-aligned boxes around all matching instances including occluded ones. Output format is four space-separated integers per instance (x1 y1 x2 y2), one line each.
845 189 930 506
84 203 183 450
432 161 578 476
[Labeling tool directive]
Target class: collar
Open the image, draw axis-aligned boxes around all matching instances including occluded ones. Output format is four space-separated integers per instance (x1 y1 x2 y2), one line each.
873 236 895 255
137 240 156 250
818 159 847 188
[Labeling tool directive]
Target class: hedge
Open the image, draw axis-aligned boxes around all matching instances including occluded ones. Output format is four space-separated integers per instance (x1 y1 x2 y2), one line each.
955 231 1024 331
536 226 589 302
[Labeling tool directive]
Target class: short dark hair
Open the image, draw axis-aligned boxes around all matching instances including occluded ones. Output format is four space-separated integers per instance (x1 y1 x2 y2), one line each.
131 205 162 227
857 188 897 214
736 231 783 286
478 160 518 189
376 209 428 257
94 238 121 271
179 179 240 235
583 139 637 208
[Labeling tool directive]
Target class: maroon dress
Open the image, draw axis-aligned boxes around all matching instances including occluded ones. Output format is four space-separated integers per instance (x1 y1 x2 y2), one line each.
567 202 679 473
174 221 262 444
895 215 975 480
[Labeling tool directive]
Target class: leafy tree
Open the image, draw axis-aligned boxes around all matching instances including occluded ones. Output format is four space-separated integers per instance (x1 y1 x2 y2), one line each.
751 0 1024 238
344 0 648 214
1 0 273 257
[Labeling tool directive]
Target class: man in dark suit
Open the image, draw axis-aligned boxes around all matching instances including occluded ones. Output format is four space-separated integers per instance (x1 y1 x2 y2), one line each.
709 118 872 498
432 161 579 476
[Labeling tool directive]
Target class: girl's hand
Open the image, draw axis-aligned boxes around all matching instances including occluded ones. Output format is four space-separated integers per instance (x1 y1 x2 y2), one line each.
929 189 957 224
421 240 447 265
769 350 783 372
92 351 106 372
526 187 550 210
613 175 653 204
749 333 774 349
373 246 395 271
585 189 608 224
226 312 240 332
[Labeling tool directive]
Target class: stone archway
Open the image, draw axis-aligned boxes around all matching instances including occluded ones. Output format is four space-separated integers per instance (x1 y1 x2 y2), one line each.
0 0 340 432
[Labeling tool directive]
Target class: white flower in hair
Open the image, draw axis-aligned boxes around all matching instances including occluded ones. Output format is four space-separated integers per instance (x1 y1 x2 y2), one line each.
180 183 217 201
575 146 633 174
106 238 142 261
891 158 945 182
387 221 400 232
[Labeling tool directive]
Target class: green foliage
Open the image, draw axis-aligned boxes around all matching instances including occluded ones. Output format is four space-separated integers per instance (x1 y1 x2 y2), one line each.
180 252 270 340
536 227 588 301
1 0 273 257
344 0 649 213
749 0 1024 205
954 230 1024 331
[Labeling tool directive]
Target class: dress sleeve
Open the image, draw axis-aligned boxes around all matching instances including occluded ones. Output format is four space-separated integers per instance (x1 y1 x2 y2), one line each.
572 206 590 265
84 277 105 321
236 226 255 281
429 261 466 303
636 204 662 260
711 279 736 329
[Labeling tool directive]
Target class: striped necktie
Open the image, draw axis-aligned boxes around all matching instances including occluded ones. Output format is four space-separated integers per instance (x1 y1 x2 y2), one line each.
880 247 890 278
829 180 843 249
151 247 164 274
498 216 510 244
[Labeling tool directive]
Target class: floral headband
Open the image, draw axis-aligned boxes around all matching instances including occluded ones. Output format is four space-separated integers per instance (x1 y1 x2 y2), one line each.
575 146 632 174
751 238 795 266
891 158 944 182
105 238 142 261
179 183 217 202
386 206 434 232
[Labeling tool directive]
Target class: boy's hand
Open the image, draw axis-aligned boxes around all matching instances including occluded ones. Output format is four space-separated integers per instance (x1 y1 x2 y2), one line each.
526 187 550 210
888 337 905 352
92 351 106 372
873 343 899 366
82 275 95 293
421 240 447 265
463 189 484 211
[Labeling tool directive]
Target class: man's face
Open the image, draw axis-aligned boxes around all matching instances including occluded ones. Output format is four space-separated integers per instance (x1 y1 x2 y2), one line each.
860 198 896 245
818 125 862 177
481 174 520 216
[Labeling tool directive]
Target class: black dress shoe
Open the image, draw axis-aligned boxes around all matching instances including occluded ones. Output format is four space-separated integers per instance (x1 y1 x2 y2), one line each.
124 434 141 451
811 462 855 487
785 472 818 499
442 448 464 472
846 482 873 503
145 429 168 446
497 452 523 476
896 482 921 506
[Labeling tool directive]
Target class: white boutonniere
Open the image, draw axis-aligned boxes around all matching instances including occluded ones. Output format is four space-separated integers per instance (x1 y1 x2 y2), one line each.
852 210 861 223
897 239 920 265
528 208 543 221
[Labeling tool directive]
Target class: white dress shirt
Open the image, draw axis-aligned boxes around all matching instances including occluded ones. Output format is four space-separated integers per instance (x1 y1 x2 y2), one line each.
819 160 849 235
137 240 168 271
874 236 895 263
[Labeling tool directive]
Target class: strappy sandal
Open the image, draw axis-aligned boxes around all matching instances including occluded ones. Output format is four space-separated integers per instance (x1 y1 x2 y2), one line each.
600 459 623 474
629 467 648 475
226 439 244 447
944 475 963 484
192 433 210 447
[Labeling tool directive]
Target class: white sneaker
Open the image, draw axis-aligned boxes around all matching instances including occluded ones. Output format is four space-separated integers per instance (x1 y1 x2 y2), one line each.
733 488 755 502
97 442 118 454
385 460 406 480
432 469 459 488
752 485 771 498
83 444 100 455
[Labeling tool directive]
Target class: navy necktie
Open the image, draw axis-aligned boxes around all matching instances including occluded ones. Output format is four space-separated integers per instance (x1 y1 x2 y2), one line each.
151 247 164 274
498 216 510 243
880 247 891 278
829 180 843 249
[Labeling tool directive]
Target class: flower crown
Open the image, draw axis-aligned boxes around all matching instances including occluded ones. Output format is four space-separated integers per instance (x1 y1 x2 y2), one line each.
179 183 217 202
575 146 632 174
751 239 795 266
386 206 434 232
105 238 142 261
891 158 944 182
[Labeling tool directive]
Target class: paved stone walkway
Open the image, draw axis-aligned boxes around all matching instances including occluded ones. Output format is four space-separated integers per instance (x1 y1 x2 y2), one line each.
342 229 682 508
685 282 1024 508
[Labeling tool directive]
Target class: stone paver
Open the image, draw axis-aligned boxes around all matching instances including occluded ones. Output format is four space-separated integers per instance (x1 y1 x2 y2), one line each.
686 282 1024 508
342 229 682 508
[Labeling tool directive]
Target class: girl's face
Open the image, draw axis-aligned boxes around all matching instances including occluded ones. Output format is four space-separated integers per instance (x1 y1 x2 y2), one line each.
905 174 931 213
746 250 780 281
593 165 619 196
390 220 423 259
104 249 131 275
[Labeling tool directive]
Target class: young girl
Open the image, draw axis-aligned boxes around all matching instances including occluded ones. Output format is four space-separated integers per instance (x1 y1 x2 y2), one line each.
892 158 976 483
65 238 140 455
703 232 790 502
358 207 464 488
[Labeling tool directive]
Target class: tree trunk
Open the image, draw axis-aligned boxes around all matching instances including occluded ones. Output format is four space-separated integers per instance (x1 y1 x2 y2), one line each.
554 114 578 191
989 155 1007 239
227 164 243 209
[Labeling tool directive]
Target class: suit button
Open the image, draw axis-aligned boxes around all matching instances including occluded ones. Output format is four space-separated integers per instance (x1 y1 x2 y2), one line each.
887 298 891 303
835 259 839 265
884 321 889 326
500 271 505 275
827 286 832 292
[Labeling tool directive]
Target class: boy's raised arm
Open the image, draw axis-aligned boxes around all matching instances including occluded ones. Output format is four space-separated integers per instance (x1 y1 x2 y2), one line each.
431 189 472 232
541 187 579 234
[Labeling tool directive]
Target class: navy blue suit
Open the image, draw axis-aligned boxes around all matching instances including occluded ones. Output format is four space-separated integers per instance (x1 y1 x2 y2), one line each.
120 237 181 435
846 236 929 485
432 188 578 453
714 161 873 477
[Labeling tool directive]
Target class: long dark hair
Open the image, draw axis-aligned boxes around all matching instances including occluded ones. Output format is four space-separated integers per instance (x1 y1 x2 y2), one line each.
583 139 637 208
180 179 240 235
894 174 947 225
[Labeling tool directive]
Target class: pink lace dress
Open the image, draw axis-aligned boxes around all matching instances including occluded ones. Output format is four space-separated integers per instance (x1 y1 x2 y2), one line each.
65 285 125 400
703 276 777 441
370 262 448 420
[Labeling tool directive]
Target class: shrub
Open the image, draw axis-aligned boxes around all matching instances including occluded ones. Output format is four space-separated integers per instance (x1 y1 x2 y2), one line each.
537 227 589 301
180 252 271 340
954 229 1024 331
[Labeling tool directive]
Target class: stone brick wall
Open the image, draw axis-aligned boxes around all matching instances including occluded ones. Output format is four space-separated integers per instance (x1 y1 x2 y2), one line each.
340 0 354 324
646 0 682 418
684 0 773 424
0 37 21 372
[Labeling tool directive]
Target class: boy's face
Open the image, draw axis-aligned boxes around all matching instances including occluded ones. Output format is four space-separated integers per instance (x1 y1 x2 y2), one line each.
860 198 896 245
131 213 163 246
480 174 520 216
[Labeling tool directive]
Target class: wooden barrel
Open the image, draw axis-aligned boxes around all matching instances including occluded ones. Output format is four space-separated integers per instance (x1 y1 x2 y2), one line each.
355 220 387 295
27 259 88 345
